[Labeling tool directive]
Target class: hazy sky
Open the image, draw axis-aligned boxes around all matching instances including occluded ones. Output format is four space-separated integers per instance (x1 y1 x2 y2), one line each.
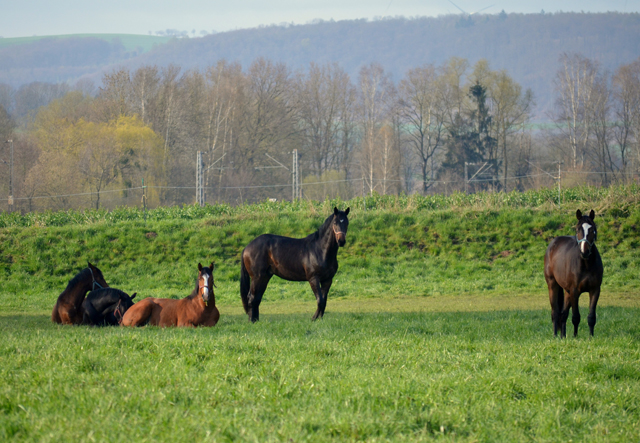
1 0 637 38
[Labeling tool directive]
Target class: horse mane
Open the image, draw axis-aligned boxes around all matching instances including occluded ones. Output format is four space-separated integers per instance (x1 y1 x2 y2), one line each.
309 213 334 241
64 267 90 291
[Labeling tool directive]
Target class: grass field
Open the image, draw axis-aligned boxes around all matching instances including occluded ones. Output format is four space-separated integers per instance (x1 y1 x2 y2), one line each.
1 186 640 441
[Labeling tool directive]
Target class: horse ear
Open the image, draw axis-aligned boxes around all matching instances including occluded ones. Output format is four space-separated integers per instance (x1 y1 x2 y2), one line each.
576 209 582 220
131 293 137 300
198 263 203 271
345 207 350 216
210 262 215 270
334 207 339 215
589 209 595 220
88 261 93 268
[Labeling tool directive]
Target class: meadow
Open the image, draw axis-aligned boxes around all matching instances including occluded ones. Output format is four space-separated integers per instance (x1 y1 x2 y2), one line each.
1 186 640 441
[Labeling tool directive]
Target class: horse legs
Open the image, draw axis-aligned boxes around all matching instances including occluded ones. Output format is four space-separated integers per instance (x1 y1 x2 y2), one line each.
58 305 77 325
587 287 601 337
309 277 332 321
248 276 271 323
548 280 563 337
571 291 581 338
560 290 572 339
121 299 155 327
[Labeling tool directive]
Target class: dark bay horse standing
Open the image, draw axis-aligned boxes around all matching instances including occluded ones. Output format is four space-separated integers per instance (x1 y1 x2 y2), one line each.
121 263 219 327
52 263 109 325
240 207 350 322
82 288 137 326
544 209 603 338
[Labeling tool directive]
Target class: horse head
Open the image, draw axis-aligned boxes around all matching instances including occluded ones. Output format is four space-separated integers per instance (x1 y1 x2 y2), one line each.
88 262 109 290
576 209 597 258
197 262 216 306
332 207 350 247
114 292 136 324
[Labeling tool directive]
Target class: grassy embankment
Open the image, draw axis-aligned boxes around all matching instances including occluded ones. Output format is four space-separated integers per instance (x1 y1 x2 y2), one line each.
1 186 640 441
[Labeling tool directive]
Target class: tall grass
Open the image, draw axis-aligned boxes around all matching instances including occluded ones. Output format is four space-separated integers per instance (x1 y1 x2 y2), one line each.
2 185 638 229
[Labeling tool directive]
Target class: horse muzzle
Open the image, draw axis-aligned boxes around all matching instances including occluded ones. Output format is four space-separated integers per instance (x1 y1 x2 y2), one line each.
201 287 211 305
336 233 346 247
578 238 593 257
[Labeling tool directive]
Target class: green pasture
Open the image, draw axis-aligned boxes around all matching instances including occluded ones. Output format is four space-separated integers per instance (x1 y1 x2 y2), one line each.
0 34 173 52
1 186 640 441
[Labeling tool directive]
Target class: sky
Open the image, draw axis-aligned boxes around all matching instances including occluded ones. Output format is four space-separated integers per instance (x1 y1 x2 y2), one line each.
1 0 637 39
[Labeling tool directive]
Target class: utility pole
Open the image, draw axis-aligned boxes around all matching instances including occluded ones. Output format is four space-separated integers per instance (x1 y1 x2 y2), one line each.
196 151 205 206
6 140 13 213
141 177 147 223
557 161 563 206
292 149 300 201
464 162 468 194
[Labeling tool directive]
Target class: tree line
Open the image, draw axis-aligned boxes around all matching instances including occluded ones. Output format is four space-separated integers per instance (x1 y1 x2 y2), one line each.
0 53 639 212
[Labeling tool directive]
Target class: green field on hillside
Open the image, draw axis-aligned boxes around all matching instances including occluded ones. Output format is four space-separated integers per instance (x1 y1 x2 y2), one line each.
1 186 640 441
0 34 173 52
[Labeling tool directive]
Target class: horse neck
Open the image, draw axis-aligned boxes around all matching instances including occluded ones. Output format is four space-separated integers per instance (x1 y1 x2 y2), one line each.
318 225 339 260
187 287 215 309
63 271 93 302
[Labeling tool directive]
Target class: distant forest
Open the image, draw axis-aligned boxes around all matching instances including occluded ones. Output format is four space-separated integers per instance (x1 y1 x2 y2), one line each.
1 12 640 117
1 12 640 213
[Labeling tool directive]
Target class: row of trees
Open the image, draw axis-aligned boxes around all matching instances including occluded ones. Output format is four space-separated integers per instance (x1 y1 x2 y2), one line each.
0 53 639 211
552 53 640 185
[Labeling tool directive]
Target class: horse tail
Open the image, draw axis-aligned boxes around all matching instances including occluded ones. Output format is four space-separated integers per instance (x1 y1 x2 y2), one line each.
240 252 251 314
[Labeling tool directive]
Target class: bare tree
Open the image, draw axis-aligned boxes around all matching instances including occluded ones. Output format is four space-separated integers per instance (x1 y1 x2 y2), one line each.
589 72 617 185
612 59 640 175
553 53 599 169
98 68 133 121
296 62 354 177
489 70 534 190
130 65 160 125
399 64 447 193
357 63 395 194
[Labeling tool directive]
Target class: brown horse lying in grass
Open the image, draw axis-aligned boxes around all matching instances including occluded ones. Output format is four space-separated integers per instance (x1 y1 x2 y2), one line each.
121 263 219 327
52 263 109 325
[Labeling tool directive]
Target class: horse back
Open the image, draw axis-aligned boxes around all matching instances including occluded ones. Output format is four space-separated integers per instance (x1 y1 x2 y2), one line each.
244 234 309 281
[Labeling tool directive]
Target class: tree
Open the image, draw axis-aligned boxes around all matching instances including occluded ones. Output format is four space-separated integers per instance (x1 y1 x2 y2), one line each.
399 64 447 193
612 59 640 175
357 63 396 194
553 53 599 169
489 70 534 190
296 62 353 177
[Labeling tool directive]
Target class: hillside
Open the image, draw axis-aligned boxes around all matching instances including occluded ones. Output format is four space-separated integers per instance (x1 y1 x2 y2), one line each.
1 187 639 313
1 12 640 116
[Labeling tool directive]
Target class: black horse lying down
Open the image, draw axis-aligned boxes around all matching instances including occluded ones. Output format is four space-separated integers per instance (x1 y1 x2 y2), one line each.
82 288 136 326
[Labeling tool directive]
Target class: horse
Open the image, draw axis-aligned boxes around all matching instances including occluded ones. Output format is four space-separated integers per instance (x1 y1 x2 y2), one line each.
544 209 603 338
240 206 350 322
52 262 109 325
82 288 137 326
121 263 219 327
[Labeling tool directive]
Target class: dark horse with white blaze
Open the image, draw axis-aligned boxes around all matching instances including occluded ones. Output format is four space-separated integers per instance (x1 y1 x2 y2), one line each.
544 209 603 338
240 207 350 322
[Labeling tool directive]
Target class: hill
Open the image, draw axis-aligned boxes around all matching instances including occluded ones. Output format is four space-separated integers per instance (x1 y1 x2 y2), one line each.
1 12 640 116
0 34 172 87
1 186 639 313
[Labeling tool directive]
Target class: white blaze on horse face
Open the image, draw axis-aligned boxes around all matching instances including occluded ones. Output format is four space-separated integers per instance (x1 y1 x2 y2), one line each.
202 275 210 299
581 223 592 253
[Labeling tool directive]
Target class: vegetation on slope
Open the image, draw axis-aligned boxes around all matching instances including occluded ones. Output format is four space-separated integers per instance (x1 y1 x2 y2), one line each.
1 186 639 313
